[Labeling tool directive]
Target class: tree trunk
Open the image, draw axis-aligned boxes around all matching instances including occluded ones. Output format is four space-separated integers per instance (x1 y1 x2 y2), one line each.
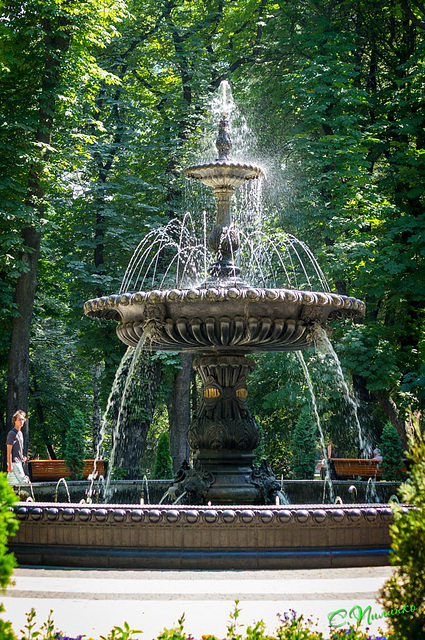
6 227 41 454
0 412 6 471
113 417 151 479
29 363 56 459
168 352 193 473
374 389 408 449
6 16 71 448
113 356 162 478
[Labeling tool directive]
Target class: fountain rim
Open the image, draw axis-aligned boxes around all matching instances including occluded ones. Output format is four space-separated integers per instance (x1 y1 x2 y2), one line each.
84 286 366 317
184 159 264 179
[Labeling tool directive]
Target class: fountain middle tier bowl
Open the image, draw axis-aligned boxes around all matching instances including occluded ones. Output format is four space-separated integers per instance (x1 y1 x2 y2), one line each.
84 286 365 353
184 160 263 189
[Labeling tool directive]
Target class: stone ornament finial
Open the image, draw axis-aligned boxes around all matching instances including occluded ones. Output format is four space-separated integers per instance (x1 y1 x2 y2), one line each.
215 114 232 161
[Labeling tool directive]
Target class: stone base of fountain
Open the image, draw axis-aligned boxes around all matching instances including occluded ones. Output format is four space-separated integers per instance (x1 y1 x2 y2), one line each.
170 451 279 505
11 503 396 569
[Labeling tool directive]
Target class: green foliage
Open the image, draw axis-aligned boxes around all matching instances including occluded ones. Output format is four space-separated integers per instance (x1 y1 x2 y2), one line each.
379 424 405 481
0 604 17 640
291 407 317 480
153 432 173 480
1 0 425 480
0 475 18 639
380 424 425 638
64 410 87 479
0 472 18 591
0 601 397 639
100 620 142 640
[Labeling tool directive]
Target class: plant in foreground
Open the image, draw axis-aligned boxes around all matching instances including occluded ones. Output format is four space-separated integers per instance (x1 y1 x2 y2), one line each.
0 602 396 640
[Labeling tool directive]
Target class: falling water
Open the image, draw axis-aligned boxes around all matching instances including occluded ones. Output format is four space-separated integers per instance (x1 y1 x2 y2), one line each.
365 477 380 504
296 351 335 503
117 215 330 294
103 332 149 502
87 346 135 501
312 324 370 458
54 477 71 503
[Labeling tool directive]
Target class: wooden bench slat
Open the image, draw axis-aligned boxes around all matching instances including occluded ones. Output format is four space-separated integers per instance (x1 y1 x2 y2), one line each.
330 458 382 479
27 459 107 482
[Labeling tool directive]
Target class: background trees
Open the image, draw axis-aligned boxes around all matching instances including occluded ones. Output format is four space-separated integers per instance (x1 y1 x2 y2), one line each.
1 0 424 476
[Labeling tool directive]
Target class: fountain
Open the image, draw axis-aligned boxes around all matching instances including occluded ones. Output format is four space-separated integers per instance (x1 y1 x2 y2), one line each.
84 108 364 505
10 85 400 570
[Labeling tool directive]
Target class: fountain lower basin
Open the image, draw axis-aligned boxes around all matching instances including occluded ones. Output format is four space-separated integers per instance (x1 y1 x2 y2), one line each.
10 502 396 569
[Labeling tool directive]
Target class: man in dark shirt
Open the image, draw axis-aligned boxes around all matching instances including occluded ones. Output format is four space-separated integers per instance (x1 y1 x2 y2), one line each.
6 410 28 485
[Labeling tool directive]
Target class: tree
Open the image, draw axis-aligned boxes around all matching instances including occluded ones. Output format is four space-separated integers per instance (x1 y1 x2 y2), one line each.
0 0 126 454
153 432 173 479
380 423 405 481
64 410 87 479
291 406 317 479
239 0 425 445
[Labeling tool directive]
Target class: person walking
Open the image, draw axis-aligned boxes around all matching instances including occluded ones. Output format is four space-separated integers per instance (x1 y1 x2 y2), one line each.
6 410 29 485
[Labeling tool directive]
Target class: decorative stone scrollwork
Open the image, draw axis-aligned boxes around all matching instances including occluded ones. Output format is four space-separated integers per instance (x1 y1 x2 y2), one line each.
250 460 281 505
188 355 260 451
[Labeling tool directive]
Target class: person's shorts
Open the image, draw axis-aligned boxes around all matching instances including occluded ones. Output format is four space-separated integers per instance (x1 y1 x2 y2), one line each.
7 462 29 485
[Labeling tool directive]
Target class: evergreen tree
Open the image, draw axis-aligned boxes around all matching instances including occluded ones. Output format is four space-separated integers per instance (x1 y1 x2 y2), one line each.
64 410 87 479
153 432 173 480
291 406 317 479
380 423 405 481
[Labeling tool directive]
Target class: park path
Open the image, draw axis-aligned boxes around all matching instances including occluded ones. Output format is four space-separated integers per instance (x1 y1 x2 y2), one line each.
1 566 393 638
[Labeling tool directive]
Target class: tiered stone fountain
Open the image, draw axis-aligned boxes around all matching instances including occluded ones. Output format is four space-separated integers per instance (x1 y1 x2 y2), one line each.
11 101 397 570
83 113 364 505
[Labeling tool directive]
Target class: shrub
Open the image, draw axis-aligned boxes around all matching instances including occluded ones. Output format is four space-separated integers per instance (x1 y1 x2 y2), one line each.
379 423 425 638
379 423 405 481
0 473 19 638
291 406 317 479
64 410 87 479
0 472 18 590
153 432 173 479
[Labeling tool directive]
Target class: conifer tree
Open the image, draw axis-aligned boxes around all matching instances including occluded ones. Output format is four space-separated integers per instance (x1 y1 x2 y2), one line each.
64 410 86 479
153 432 173 480
291 406 317 479
380 423 405 481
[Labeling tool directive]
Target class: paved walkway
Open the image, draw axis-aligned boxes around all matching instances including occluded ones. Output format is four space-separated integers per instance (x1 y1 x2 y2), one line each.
1 566 394 638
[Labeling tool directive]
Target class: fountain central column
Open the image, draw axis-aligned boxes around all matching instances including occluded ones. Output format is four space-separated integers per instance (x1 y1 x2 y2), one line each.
180 354 276 504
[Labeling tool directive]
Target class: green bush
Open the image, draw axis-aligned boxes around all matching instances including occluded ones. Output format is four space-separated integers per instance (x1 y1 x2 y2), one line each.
0 472 18 590
291 406 317 479
379 423 425 638
64 410 87 479
153 432 173 479
0 473 19 639
379 423 405 481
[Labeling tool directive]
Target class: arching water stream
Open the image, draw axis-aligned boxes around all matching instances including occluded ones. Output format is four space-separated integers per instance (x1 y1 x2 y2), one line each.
296 351 335 503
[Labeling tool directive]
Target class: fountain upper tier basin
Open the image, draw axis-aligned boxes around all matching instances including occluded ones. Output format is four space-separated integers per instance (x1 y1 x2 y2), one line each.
184 160 263 189
84 286 365 352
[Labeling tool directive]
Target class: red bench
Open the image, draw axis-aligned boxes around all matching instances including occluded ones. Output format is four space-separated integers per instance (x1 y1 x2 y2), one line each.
329 458 382 480
27 459 107 482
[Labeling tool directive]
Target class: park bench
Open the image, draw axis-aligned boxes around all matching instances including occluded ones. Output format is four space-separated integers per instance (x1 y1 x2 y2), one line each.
329 458 382 480
27 459 107 482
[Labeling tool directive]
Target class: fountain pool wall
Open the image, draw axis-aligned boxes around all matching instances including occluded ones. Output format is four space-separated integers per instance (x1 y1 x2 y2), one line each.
25 479 402 505
10 502 397 569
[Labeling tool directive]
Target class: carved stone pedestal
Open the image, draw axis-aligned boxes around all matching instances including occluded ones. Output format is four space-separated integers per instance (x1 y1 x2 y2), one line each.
170 354 280 505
